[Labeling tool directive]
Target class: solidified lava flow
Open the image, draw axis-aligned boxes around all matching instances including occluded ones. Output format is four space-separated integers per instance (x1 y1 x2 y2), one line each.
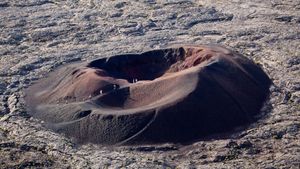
24 45 271 145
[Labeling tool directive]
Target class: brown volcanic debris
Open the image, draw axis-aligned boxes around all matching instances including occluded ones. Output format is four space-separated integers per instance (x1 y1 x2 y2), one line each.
24 45 271 145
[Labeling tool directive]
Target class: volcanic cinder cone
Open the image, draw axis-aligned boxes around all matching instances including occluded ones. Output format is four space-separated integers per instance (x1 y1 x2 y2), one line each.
24 45 271 145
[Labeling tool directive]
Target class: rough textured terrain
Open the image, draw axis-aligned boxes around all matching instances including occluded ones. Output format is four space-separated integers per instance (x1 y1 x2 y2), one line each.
0 0 299 168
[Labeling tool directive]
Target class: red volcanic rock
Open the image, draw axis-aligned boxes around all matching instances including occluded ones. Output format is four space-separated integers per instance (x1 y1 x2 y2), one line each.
24 45 271 145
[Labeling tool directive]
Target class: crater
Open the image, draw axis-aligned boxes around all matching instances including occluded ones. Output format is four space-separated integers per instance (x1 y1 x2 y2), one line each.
24 45 271 145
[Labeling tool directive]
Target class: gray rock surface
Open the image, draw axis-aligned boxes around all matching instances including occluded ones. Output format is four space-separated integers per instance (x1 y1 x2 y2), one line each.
0 0 299 168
